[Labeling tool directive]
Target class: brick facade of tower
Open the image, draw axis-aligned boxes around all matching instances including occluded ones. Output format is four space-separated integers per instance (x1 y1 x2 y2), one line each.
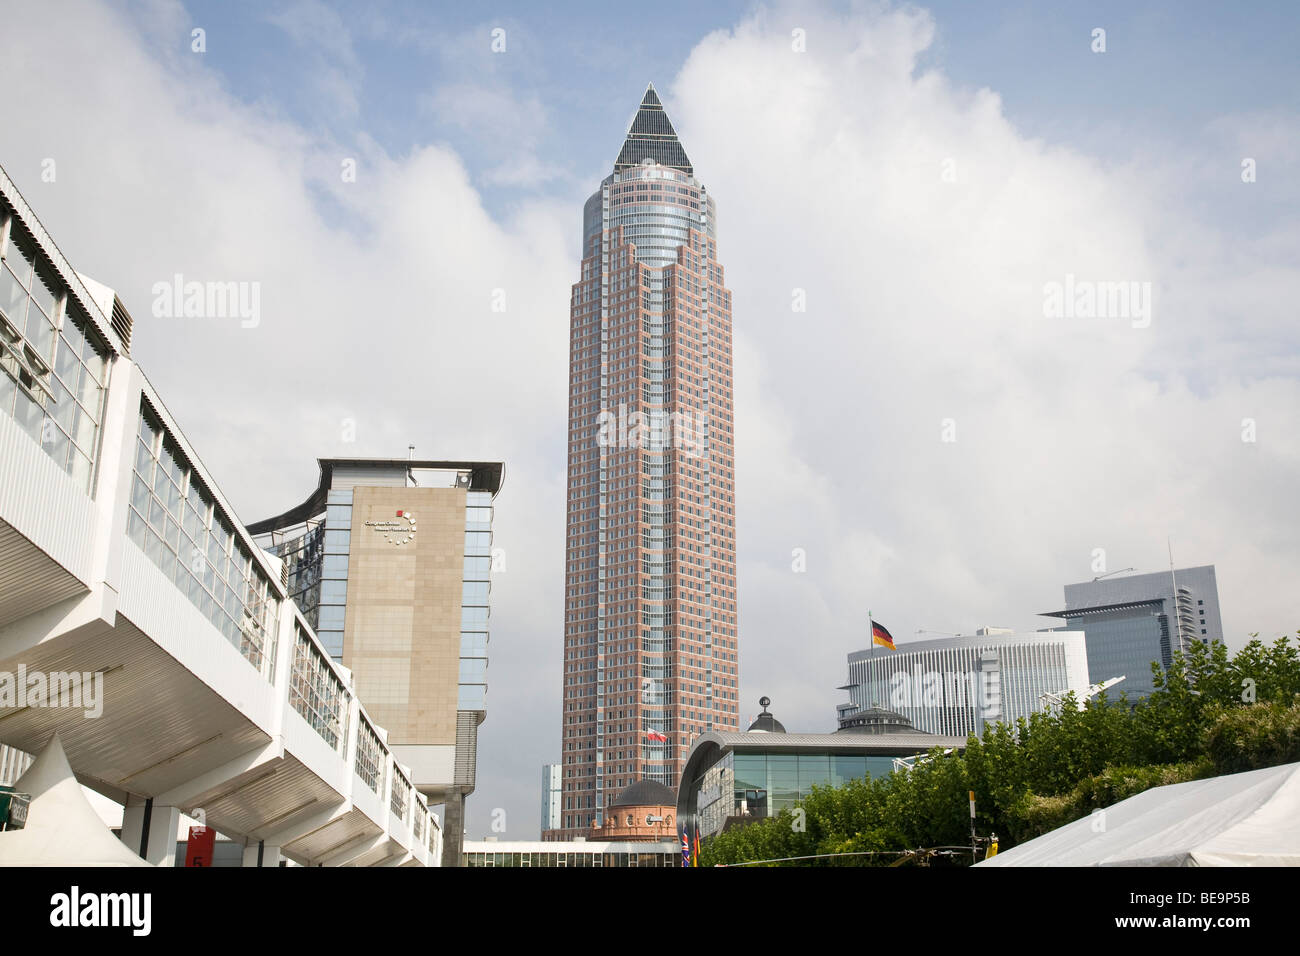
548 85 739 840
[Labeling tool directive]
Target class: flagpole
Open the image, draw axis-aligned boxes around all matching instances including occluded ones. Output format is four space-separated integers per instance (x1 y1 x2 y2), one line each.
868 608 875 708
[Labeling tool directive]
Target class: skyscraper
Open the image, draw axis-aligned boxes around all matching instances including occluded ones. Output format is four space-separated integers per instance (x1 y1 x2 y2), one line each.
1042 565 1224 700
551 85 740 839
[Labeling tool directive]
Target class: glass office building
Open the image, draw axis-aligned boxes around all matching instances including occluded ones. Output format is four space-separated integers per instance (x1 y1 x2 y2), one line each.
1043 566 1224 700
540 763 562 833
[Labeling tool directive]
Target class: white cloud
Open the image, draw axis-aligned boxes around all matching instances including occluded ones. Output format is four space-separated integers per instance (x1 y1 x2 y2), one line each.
669 2 1300 730
423 81 567 187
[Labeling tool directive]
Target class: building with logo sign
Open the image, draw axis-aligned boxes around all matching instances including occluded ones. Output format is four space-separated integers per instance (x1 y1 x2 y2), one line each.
250 456 503 865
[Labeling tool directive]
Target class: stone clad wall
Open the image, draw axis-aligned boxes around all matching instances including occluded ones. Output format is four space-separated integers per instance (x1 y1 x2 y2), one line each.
344 485 465 746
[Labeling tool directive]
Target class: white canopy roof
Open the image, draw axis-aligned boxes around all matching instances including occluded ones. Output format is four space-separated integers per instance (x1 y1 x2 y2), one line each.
978 761 1300 867
0 734 151 867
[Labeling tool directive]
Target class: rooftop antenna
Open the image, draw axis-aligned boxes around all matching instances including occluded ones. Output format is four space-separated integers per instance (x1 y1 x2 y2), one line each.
1092 567 1136 582
407 444 417 487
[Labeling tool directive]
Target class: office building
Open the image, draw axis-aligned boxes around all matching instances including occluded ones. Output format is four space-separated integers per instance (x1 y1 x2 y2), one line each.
250 456 502 866
840 629 1091 738
540 763 562 833
553 84 740 838
1042 565 1224 699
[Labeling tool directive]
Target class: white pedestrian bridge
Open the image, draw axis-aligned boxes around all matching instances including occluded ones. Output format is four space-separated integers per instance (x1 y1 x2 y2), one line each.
0 165 438 866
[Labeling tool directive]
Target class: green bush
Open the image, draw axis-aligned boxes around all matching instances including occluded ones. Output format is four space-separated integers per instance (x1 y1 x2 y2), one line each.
1205 700 1300 774
1007 759 1214 841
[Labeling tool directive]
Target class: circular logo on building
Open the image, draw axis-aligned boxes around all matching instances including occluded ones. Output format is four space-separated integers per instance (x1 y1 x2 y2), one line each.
364 510 417 546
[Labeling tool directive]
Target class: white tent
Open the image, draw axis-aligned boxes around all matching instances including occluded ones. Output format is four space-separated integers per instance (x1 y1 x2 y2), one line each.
0 734 151 867
978 761 1300 867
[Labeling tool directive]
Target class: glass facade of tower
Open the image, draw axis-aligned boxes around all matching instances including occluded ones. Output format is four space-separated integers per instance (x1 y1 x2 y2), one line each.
459 489 494 710
1056 606 1166 699
266 494 350 659
557 86 740 837
1045 566 1225 701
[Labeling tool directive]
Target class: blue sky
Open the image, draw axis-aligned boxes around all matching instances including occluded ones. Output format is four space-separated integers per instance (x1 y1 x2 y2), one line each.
3 0 1298 842
129 0 1300 225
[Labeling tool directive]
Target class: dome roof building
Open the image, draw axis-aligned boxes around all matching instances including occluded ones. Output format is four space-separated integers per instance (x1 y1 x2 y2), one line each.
609 780 676 808
835 705 918 735
746 696 786 734
594 779 678 843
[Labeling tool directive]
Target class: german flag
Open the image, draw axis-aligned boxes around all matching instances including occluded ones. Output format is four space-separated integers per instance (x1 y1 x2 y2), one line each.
872 620 896 650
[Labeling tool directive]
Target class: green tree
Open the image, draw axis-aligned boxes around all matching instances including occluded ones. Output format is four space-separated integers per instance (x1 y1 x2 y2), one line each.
696 636 1300 867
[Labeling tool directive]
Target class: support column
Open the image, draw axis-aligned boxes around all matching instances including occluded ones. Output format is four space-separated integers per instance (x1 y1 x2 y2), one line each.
441 789 465 867
242 840 281 867
120 795 181 867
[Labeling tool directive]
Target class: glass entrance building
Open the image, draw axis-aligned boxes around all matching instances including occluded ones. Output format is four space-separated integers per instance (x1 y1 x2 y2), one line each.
676 703 966 840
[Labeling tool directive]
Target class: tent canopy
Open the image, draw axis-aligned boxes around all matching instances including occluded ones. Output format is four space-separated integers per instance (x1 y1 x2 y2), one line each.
0 734 151 867
978 761 1300 867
